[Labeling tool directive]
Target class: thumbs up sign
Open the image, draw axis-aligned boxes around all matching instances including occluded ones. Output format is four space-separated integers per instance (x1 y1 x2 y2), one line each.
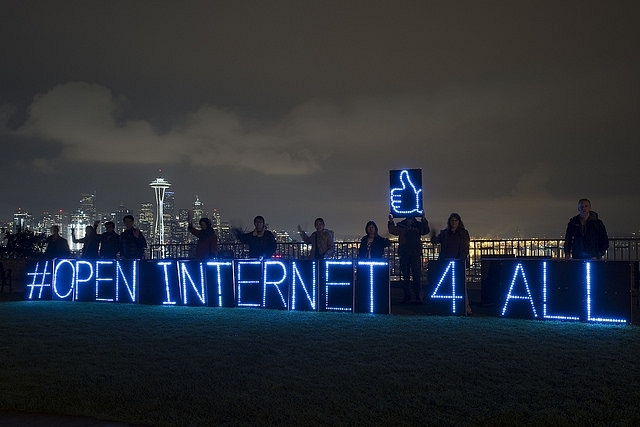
390 170 423 215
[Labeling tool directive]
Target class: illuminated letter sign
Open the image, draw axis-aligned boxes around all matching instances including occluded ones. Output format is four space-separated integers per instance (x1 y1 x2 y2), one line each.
290 260 317 311
322 261 354 312
115 260 138 303
94 261 115 302
500 262 539 319
389 169 423 217
52 259 76 301
236 260 263 307
72 260 95 302
138 261 180 305
427 260 465 315
263 261 289 310
25 260 53 300
584 262 627 324
205 261 234 307
178 261 207 306
355 261 390 314
543 261 580 321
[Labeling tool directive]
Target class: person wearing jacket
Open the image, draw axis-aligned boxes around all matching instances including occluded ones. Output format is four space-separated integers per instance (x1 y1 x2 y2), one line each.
431 212 471 314
564 199 609 260
188 217 218 260
44 225 71 259
298 218 334 260
120 215 147 259
358 220 390 259
98 221 120 259
71 220 100 259
388 213 430 302
233 215 277 259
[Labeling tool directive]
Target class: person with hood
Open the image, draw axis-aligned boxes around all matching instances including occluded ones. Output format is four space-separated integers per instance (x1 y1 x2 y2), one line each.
564 198 609 260
188 216 218 260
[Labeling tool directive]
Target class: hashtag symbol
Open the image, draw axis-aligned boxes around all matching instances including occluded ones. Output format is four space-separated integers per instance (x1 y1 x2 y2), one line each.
26 261 52 300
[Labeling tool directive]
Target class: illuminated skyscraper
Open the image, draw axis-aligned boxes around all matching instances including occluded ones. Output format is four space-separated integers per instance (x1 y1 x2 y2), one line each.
192 195 204 220
211 208 221 233
149 176 171 246
163 191 176 243
139 202 154 239
115 204 132 231
79 193 96 220
13 208 30 232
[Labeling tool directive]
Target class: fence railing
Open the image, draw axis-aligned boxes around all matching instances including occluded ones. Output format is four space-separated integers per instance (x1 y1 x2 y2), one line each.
149 238 640 286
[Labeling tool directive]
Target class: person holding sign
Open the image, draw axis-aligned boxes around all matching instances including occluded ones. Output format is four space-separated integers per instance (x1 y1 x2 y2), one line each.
388 213 430 302
298 218 334 259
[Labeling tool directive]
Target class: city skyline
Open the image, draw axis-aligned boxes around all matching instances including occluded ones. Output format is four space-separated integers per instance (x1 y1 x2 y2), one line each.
3 185 300 244
1 2 637 238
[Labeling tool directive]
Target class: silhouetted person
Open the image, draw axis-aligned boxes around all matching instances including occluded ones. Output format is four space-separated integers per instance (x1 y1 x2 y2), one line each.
120 215 147 259
188 216 218 260
388 213 429 302
564 198 609 260
297 217 334 259
232 216 276 259
358 220 390 259
44 225 71 259
71 220 100 259
99 221 120 259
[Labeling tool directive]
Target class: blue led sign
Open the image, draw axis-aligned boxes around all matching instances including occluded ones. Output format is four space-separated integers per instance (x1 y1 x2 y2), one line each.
24 259 634 324
290 260 317 311
389 169 423 217
322 261 354 312
426 260 466 315
355 261 390 314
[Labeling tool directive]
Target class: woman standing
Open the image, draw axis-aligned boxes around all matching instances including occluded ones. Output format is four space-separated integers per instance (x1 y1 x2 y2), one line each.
358 220 390 259
297 218 334 259
431 213 471 315
188 217 218 260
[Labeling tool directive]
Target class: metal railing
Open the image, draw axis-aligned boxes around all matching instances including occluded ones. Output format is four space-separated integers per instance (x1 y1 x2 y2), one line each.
149 238 640 286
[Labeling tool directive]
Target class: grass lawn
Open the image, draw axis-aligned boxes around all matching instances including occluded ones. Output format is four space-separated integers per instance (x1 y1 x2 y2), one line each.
1 299 640 426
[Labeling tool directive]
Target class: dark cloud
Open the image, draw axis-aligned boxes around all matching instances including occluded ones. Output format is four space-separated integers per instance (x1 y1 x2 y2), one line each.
1 0 638 238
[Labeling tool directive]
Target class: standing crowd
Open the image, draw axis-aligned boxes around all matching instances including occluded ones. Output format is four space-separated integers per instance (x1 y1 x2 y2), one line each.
43 198 609 312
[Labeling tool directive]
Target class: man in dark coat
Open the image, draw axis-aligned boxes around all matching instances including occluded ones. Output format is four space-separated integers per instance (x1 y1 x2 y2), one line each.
388 213 430 302
564 198 609 260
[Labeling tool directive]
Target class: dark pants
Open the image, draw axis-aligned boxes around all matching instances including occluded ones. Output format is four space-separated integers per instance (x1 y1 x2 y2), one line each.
400 253 422 301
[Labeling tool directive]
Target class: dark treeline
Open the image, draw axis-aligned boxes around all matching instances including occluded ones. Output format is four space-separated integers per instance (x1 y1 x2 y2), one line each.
1 228 47 258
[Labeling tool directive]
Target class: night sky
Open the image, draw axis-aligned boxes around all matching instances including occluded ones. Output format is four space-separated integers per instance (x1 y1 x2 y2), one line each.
1 1 637 238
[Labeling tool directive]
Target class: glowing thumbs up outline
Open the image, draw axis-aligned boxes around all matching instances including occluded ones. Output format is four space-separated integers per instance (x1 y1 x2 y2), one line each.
390 169 423 216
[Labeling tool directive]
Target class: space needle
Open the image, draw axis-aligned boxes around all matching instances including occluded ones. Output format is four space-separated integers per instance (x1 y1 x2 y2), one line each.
149 174 171 252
